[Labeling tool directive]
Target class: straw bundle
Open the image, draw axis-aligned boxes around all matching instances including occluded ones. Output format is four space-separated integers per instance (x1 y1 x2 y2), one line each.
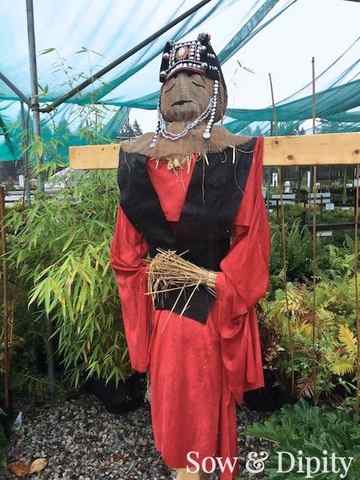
146 249 217 306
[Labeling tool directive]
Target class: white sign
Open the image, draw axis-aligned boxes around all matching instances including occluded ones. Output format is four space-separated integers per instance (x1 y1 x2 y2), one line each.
325 202 335 210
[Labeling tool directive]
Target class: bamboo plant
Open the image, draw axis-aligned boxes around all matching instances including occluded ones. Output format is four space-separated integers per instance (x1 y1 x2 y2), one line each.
7 170 130 388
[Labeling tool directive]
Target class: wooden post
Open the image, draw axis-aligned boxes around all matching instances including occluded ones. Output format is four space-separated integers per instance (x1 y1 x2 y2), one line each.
354 165 360 411
0 186 10 409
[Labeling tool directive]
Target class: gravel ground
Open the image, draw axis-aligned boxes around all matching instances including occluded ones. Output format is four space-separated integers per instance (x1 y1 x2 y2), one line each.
4 394 271 480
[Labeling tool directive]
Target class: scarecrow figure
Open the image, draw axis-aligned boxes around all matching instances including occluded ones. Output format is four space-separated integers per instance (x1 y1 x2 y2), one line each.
110 33 270 480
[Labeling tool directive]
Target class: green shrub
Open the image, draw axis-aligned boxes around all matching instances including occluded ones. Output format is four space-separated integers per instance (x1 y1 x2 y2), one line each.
7 171 130 387
269 207 358 289
270 220 312 287
261 277 358 402
245 400 360 479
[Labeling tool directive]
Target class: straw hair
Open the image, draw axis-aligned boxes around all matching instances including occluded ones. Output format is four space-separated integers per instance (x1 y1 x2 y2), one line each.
146 249 217 314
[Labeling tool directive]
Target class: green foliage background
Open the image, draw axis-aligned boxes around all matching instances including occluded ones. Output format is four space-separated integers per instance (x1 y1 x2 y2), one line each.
7 171 130 388
245 400 360 479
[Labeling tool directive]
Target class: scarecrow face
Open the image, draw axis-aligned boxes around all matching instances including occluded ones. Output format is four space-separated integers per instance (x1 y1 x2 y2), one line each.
160 72 216 123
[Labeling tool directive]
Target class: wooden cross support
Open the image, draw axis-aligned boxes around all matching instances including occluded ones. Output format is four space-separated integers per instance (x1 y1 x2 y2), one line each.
69 133 360 169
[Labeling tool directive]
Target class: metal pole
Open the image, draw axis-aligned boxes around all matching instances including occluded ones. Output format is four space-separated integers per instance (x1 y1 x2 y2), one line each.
312 57 316 136
311 56 319 404
20 102 31 206
26 0 55 396
268 73 277 136
0 72 30 106
39 0 215 113
26 0 44 192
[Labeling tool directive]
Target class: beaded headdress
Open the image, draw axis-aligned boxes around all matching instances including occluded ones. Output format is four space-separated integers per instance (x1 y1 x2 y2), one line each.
159 32 225 84
150 33 227 147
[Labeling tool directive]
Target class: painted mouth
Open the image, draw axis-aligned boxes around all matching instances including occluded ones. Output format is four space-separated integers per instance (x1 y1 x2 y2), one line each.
172 100 192 107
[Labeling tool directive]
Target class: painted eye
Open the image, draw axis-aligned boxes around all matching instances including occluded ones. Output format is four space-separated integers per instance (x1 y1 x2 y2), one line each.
192 80 205 88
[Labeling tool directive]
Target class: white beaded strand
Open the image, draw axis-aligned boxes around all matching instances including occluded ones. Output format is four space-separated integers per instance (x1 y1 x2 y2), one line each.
150 82 219 147
202 80 219 140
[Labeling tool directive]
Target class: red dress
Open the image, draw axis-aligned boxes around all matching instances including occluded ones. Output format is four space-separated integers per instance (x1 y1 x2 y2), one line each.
110 137 270 479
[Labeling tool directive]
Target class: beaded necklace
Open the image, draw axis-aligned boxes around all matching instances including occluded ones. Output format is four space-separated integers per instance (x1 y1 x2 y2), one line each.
150 79 219 148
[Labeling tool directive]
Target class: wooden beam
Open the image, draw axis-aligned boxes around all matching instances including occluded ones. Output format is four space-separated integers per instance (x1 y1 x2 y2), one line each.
265 133 360 166
69 132 360 169
70 144 121 170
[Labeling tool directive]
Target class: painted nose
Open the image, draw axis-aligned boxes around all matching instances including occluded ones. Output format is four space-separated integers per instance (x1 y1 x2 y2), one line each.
173 72 192 99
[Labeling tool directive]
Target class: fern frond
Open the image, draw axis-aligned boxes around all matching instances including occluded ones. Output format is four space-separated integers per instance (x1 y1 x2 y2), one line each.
338 324 357 357
330 357 355 376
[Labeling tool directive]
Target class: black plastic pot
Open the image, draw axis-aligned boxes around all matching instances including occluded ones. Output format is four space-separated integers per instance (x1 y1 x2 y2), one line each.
244 370 297 412
85 373 147 414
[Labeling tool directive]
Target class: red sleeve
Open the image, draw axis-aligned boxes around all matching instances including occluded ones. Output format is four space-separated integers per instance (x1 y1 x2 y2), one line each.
110 206 152 373
214 137 270 403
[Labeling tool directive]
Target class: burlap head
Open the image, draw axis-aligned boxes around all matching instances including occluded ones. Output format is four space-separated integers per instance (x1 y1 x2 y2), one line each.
160 71 227 123
120 33 250 158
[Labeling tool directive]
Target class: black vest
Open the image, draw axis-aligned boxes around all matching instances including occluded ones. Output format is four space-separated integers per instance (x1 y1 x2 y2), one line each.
118 137 256 323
